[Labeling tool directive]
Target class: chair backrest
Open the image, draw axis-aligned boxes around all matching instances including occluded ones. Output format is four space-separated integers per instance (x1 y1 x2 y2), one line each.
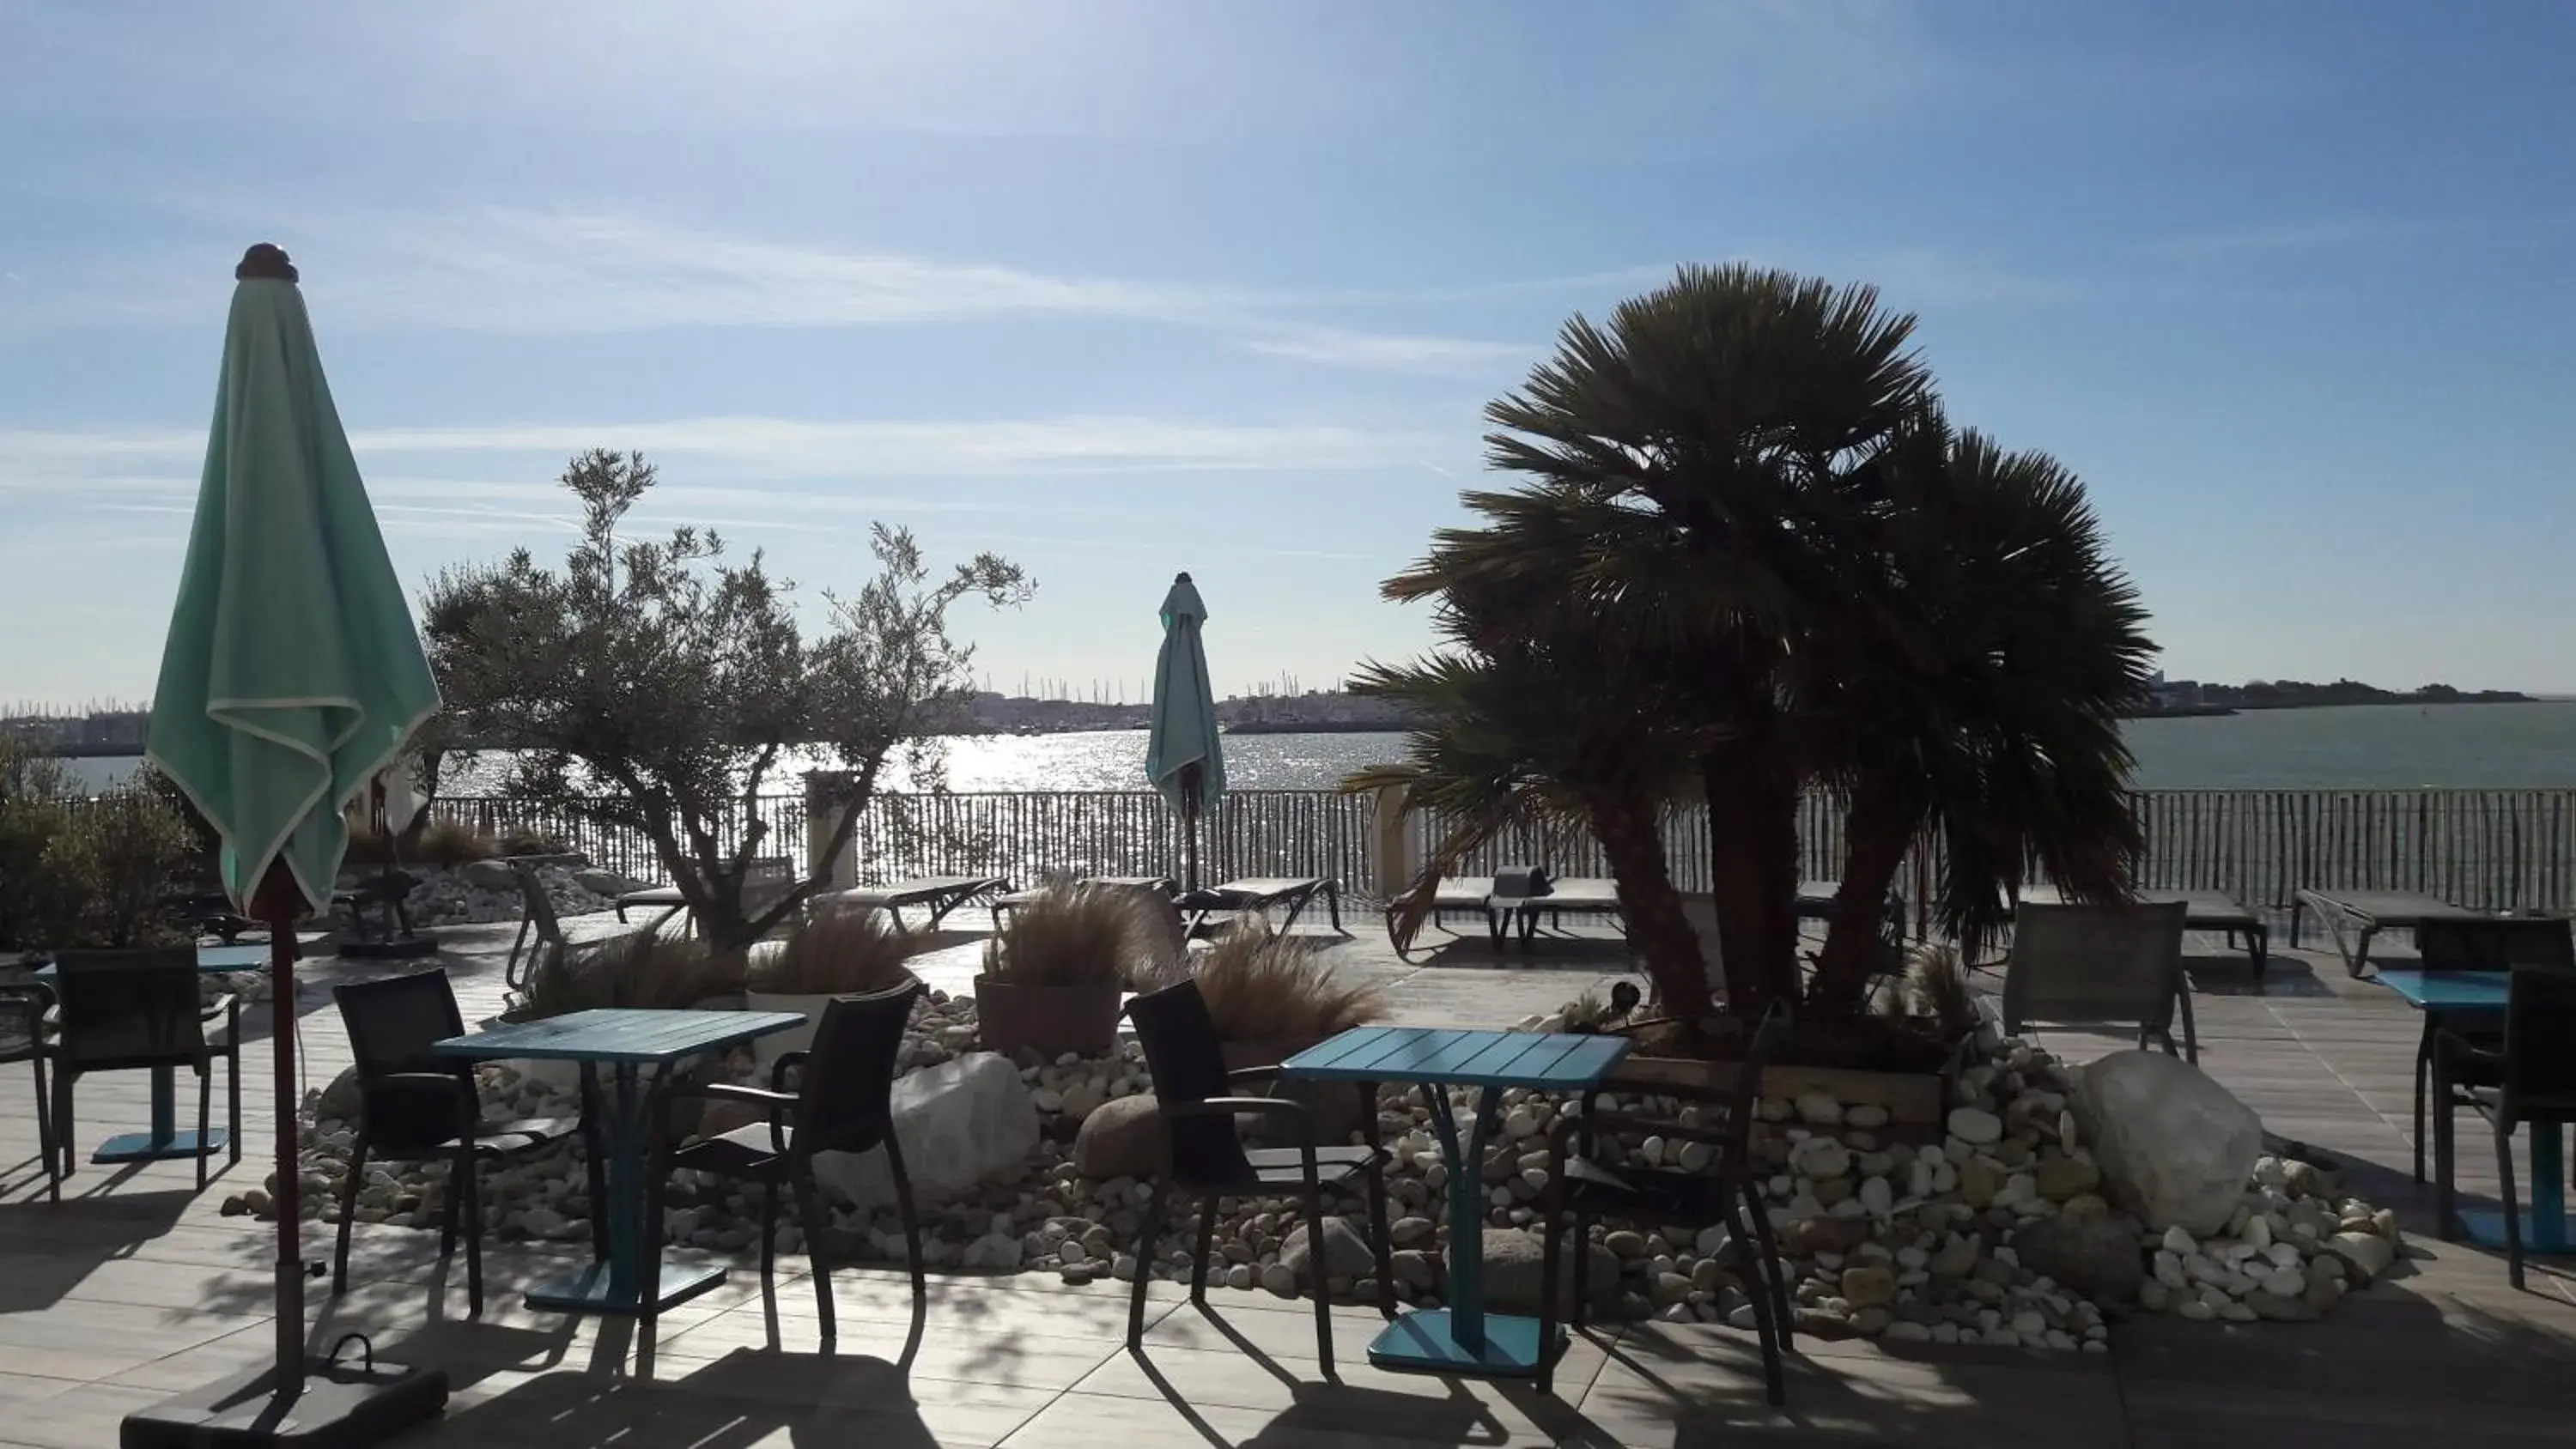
512 862 564 945
793 979 924 1155
2417 917 2575 972
1124 979 1252 1185
51 947 206 1070
1722 1004 1790 1157
333 969 474 1151
2002 900 2189 1037
0 983 47 1062
2500 965 2576 1121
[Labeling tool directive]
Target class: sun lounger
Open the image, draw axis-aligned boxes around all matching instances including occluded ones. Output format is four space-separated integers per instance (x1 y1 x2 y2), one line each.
614 883 684 925
1384 871 1562 958
2292 888 2486 978
2014 883 2270 974
1493 875 1624 950
815 875 1012 933
613 858 802 936
990 876 1177 926
1185 876 1343 936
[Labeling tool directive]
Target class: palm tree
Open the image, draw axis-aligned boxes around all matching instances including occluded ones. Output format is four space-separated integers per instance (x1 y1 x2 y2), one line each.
1346 590 1716 1016
1419 263 1930 1015
1800 407 2156 1012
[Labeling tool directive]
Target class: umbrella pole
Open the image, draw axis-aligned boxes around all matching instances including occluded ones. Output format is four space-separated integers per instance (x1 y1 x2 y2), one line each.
252 864 307 1397
1185 799 1200 894
1179 761 1203 893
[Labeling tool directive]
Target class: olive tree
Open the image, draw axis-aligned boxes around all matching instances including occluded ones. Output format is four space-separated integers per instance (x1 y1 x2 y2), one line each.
423 449 1031 953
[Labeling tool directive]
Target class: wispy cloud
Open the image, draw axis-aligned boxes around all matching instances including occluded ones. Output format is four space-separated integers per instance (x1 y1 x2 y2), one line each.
0 415 1449 497
1241 324 1530 374
341 210 1241 332
7 205 1609 376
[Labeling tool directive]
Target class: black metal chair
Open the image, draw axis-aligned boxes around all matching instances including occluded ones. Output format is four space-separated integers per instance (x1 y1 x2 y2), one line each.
50 947 240 1190
331 969 590 1313
1538 1006 1794 1401
503 861 565 993
649 979 927 1342
2432 963 2576 1288
2410 917 2574 1184
2 981 58 1201
1121 979 1396 1373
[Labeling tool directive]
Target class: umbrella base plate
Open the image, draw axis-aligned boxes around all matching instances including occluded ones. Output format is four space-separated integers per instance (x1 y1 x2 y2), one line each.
121 1360 447 1448
95 1128 228 1163
526 1260 730 1315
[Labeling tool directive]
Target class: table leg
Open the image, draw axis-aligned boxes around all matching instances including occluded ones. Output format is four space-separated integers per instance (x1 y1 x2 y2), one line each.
2532 1123 2571 1254
2455 1118 2576 1255
94 1063 227 1163
526 1060 728 1315
606 1062 641 1300
1364 1082 1547 1375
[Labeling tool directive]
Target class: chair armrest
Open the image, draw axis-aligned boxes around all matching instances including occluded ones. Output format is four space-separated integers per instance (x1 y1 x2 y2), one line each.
671 1081 799 1113
1163 1094 1315 1138
2433 1029 2502 1071
769 1052 810 1093
375 1070 472 1089
363 1071 477 1116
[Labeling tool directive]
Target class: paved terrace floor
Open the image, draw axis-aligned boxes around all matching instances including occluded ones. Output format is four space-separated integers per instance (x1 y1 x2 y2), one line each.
3 908 2576 1446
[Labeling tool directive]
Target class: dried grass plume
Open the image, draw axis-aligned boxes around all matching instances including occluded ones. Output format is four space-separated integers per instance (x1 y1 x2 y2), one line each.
1193 915 1386 1043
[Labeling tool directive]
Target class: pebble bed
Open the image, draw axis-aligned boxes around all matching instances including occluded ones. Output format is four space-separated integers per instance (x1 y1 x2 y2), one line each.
243 993 2406 1349
381 860 638 930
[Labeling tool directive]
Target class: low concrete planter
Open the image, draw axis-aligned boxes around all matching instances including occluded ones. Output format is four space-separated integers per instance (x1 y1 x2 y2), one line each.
1613 1057 1951 1132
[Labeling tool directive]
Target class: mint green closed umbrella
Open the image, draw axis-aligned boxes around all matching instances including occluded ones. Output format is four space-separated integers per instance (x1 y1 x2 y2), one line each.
132 245 447 1442
1146 571 1224 891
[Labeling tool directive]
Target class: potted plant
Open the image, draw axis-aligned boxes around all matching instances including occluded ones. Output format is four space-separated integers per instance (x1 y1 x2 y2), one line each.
744 906 921 1070
975 884 1137 1057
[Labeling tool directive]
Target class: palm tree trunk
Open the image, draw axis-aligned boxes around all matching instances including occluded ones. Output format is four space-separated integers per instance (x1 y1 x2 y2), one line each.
1700 741 1802 1016
1809 778 1921 1016
1585 796 1710 1017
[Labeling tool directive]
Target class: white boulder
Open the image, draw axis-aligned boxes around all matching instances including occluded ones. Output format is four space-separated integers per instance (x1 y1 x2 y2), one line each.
2074 1050 2263 1236
810 1051 1039 1208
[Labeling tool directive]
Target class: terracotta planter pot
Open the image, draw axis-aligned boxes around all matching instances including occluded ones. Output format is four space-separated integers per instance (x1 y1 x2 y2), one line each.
974 973 1122 1058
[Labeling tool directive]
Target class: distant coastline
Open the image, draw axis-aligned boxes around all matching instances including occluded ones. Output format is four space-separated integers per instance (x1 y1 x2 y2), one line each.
1224 718 1408 736
2128 680 2534 720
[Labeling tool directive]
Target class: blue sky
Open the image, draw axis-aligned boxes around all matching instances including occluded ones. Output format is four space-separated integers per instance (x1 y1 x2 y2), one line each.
3 0 2573 706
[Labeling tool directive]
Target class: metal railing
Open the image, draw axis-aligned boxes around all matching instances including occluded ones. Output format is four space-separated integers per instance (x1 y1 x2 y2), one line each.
423 786 2576 918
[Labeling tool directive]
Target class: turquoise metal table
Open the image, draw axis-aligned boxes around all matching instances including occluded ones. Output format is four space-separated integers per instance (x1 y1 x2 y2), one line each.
433 1008 803 1315
2376 968 2573 1253
1282 1026 1631 1377
39 943 273 1163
